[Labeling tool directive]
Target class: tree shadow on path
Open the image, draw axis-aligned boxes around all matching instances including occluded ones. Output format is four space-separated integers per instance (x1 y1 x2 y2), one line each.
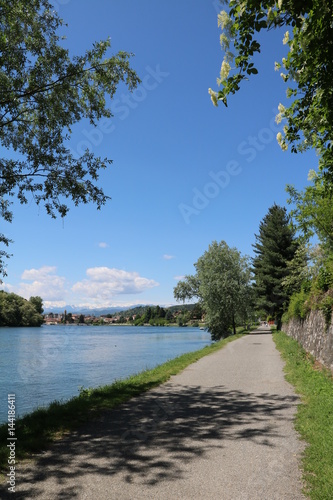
4 383 300 499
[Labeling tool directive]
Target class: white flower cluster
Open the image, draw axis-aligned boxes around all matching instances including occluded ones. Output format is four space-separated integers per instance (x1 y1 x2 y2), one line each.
276 132 288 151
275 103 286 124
217 11 232 30
208 88 218 107
283 31 290 45
220 60 231 80
307 169 318 181
220 33 230 50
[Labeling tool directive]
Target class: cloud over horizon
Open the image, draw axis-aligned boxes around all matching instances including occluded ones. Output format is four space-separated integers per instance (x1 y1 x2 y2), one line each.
2 266 67 302
1 265 160 309
72 267 159 305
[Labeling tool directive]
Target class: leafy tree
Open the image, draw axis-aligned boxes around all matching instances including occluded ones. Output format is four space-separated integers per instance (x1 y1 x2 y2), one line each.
286 175 333 254
281 242 310 297
66 312 73 324
143 307 152 323
252 204 298 329
165 309 174 322
0 0 140 277
0 290 43 326
174 240 252 340
210 1 333 186
78 314 85 324
29 296 44 314
176 310 190 327
154 305 166 318
190 303 204 321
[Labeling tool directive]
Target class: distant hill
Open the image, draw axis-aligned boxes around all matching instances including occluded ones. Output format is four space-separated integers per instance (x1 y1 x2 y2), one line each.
109 304 196 318
43 305 128 316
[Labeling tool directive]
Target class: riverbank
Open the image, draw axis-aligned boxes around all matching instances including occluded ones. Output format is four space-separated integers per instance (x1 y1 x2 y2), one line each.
0 331 247 477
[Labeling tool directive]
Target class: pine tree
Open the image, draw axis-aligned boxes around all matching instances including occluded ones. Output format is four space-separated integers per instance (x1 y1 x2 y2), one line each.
252 204 298 330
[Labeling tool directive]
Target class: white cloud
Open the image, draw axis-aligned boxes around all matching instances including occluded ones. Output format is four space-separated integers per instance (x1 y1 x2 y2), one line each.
21 266 58 281
72 267 159 303
98 242 109 248
4 266 67 302
174 275 185 281
163 254 175 260
1 265 160 310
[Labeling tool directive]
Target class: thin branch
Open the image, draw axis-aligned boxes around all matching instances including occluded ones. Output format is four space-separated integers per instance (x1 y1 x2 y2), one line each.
0 61 113 107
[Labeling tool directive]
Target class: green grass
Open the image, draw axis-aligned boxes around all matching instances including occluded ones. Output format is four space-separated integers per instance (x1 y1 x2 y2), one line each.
0 332 247 477
273 331 333 500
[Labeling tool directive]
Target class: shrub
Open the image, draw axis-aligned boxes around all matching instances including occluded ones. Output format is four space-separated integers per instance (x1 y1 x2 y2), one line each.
284 287 311 322
316 260 333 292
319 295 333 328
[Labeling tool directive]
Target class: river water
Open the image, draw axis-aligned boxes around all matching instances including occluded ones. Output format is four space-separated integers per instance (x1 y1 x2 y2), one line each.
0 325 211 423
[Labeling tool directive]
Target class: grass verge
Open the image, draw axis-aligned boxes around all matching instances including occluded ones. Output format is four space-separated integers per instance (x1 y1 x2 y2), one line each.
273 331 333 499
0 332 246 476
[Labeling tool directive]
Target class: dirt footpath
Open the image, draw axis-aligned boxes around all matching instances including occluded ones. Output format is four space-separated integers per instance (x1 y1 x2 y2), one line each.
1 329 306 499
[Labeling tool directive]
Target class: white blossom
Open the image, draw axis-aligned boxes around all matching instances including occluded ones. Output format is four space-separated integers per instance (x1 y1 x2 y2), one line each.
283 31 290 44
208 88 218 107
277 132 288 151
307 169 317 181
220 60 231 80
220 33 229 49
218 11 231 30
278 103 286 114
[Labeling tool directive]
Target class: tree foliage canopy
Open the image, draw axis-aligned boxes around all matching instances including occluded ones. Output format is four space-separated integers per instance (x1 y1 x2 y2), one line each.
210 0 333 185
286 174 333 254
0 291 43 326
0 0 140 277
174 240 253 340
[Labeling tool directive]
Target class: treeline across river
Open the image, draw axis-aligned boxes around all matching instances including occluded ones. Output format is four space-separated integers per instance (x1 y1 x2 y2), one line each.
0 291 44 327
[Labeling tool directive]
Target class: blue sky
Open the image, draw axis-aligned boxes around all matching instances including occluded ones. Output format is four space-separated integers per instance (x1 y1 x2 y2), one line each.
1 0 317 310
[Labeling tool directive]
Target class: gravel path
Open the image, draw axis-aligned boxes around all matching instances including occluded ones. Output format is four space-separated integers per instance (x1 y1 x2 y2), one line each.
2 328 306 499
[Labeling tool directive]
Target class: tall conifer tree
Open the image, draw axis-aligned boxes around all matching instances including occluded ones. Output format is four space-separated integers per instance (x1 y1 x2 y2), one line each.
252 204 298 329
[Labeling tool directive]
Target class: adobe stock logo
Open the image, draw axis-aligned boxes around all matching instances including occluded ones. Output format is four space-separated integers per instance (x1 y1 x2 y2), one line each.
69 65 169 159
178 161 242 225
178 109 282 225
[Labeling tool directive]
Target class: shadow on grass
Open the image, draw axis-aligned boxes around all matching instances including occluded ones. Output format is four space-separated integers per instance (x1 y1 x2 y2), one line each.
0 383 298 499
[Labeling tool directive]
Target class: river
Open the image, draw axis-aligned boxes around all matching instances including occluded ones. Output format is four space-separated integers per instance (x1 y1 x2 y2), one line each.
0 325 211 423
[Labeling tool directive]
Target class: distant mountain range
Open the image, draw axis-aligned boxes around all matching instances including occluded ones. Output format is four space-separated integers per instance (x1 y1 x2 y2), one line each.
43 303 195 316
43 305 144 316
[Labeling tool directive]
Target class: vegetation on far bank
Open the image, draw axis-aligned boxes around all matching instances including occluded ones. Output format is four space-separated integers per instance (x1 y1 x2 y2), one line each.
273 331 333 499
0 331 248 477
0 291 43 327
45 303 205 327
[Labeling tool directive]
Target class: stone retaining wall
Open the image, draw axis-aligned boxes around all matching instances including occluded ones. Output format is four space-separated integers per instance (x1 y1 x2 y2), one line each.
283 310 333 373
